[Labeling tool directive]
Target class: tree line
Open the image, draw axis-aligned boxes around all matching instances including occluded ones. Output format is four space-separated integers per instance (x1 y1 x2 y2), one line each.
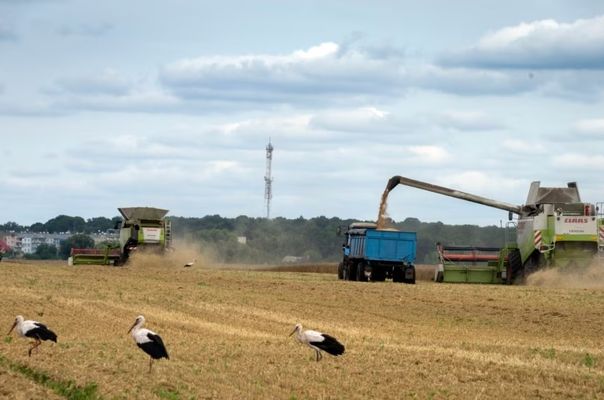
1 215 121 234
1 214 511 263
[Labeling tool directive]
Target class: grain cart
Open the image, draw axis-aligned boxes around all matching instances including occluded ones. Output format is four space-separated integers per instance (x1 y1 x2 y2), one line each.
386 176 604 283
70 207 172 266
338 222 417 283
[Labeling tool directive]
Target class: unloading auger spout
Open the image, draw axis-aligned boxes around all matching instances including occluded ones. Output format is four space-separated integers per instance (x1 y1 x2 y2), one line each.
386 175 525 216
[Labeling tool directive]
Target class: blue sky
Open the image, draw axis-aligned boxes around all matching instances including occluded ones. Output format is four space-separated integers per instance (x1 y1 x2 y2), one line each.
1 0 604 226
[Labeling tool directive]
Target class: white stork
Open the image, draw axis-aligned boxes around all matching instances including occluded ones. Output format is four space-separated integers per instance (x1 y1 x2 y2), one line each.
184 259 196 268
7 315 58 357
128 315 169 372
289 323 345 361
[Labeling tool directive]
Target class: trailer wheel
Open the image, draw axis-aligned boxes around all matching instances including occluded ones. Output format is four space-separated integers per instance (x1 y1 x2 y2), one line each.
371 268 386 282
348 263 358 281
337 262 344 280
403 266 416 284
357 262 368 282
392 267 403 282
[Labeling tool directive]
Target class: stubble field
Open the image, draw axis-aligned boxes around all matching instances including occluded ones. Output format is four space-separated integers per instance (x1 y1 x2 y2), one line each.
1 257 603 399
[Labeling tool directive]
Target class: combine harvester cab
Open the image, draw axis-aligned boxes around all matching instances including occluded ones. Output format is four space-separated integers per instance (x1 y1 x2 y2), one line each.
70 207 172 266
386 175 604 283
338 222 417 284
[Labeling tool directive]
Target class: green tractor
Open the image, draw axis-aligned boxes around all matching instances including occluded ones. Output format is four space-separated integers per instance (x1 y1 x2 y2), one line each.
386 176 604 284
70 207 172 266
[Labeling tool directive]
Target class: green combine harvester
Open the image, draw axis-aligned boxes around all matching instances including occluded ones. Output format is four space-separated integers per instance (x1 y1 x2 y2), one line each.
386 176 604 284
70 207 172 266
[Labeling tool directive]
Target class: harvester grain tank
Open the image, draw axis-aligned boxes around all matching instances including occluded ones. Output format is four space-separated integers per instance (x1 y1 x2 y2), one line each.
386 175 604 283
70 207 172 266
338 222 417 283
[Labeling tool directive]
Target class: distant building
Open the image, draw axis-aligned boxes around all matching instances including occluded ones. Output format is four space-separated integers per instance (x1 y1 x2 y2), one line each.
4 234 21 250
237 236 247 245
5 233 70 254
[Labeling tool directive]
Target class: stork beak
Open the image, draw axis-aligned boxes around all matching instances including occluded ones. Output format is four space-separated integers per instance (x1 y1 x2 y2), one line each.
127 321 137 334
7 321 16 336
288 327 296 337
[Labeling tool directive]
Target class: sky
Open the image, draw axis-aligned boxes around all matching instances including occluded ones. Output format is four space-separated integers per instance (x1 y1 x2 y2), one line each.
1 0 604 226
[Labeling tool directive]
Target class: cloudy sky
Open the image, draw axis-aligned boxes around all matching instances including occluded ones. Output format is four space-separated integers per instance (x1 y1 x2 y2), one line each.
2 0 604 226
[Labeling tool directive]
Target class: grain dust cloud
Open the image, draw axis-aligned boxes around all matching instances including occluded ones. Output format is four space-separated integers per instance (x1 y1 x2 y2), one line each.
127 240 216 269
526 258 604 289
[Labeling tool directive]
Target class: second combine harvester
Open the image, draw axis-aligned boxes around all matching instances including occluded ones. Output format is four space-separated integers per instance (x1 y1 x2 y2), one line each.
386 176 604 284
70 207 172 266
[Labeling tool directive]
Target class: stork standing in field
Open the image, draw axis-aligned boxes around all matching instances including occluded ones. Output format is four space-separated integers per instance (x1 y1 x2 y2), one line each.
289 323 345 361
7 315 58 356
184 259 196 268
128 315 169 372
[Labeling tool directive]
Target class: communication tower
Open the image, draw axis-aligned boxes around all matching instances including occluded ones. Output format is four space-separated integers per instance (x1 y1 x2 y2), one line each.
264 139 274 219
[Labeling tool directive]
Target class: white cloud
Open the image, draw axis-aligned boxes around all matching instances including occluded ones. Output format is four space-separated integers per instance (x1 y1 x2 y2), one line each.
574 118 604 137
406 145 450 164
438 110 503 131
292 42 339 60
409 64 538 96
159 42 407 104
36 38 597 117
51 88 181 113
442 15 604 69
554 153 604 169
436 171 524 196
502 139 546 153
309 106 398 133
50 69 133 96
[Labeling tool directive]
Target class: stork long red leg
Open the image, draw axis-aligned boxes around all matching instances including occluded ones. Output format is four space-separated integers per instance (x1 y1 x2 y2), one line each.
28 339 41 357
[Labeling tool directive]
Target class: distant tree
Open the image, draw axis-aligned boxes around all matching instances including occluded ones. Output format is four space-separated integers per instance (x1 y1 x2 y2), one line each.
59 234 95 259
84 217 115 233
29 222 46 233
111 216 122 228
0 221 25 232
28 244 58 260
45 215 86 233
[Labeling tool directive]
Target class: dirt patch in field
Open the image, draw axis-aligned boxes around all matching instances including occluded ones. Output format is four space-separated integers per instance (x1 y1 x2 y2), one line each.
258 263 338 274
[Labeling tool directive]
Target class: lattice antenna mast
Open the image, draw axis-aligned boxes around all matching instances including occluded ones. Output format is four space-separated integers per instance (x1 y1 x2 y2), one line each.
264 139 274 219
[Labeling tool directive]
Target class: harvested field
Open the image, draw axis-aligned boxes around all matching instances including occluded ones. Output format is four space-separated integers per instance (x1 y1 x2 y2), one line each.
258 263 436 280
1 258 603 399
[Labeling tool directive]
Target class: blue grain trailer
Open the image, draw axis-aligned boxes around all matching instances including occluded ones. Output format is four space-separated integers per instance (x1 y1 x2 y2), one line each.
338 222 417 283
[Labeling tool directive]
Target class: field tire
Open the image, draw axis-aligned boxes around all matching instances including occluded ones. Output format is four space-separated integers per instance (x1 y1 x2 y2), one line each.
404 266 416 284
392 267 403 283
507 249 522 284
357 262 368 282
371 268 386 282
337 262 344 280
348 263 358 281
